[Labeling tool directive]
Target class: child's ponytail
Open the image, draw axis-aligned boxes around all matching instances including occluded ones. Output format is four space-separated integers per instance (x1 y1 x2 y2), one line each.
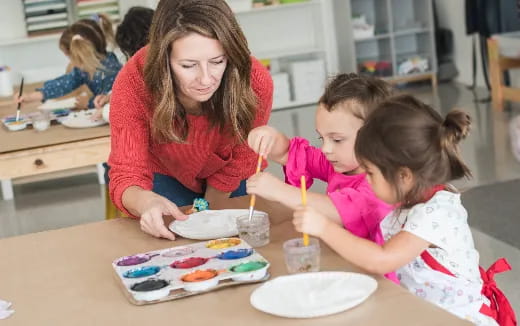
69 35 103 78
439 110 472 180
93 13 116 50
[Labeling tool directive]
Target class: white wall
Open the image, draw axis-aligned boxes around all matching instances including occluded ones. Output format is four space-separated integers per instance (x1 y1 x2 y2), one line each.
435 0 486 87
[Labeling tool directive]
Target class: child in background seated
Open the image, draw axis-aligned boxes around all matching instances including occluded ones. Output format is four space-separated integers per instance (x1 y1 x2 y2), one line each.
247 73 398 283
93 6 155 111
15 17 122 109
294 95 515 326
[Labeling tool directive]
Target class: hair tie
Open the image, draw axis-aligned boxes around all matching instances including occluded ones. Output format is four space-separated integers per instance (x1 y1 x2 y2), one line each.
90 14 100 22
72 34 83 41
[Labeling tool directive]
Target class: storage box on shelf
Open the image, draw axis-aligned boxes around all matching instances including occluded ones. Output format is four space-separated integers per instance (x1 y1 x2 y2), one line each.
75 0 121 21
333 0 437 88
24 0 71 35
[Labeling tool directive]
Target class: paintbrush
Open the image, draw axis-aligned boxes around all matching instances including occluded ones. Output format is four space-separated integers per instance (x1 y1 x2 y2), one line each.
247 155 263 222
15 77 24 122
300 175 309 246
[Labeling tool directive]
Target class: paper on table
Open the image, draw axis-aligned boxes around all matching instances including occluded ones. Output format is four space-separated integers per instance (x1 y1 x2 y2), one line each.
38 97 77 110
0 299 14 319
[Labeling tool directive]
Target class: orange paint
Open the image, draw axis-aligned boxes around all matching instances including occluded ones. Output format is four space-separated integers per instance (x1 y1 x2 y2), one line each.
181 269 218 282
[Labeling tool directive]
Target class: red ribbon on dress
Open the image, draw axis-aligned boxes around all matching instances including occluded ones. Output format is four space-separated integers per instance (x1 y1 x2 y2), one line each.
478 258 517 326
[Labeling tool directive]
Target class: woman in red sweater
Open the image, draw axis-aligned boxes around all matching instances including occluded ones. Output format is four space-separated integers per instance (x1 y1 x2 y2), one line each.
108 0 273 240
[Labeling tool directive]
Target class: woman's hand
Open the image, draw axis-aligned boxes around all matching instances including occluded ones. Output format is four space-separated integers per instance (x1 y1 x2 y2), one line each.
293 205 331 238
13 91 43 104
94 94 111 109
246 171 286 202
134 190 188 240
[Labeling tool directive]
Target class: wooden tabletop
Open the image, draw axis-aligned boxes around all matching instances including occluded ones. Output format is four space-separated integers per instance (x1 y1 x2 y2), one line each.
0 197 470 325
0 83 109 154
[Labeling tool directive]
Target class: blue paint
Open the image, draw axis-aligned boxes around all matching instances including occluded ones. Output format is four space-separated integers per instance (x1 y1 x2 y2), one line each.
123 266 161 278
216 248 253 260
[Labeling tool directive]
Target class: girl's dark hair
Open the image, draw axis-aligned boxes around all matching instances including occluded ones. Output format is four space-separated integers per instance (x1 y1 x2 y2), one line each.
355 94 472 208
319 73 394 121
116 7 154 59
144 0 256 144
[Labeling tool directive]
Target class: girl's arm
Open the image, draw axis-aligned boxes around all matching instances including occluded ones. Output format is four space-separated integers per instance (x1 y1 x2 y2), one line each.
247 172 341 224
247 125 290 165
294 206 431 274
36 68 87 101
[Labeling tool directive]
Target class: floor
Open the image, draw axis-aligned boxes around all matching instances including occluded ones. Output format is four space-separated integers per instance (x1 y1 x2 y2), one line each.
1 82 519 314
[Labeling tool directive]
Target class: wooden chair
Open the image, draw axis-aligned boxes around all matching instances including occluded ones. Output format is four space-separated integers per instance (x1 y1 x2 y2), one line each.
488 38 520 111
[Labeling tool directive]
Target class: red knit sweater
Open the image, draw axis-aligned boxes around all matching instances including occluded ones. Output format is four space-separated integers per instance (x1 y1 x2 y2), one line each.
108 47 273 212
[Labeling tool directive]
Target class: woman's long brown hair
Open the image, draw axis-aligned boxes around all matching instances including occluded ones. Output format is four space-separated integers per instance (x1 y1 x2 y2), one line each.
144 0 257 143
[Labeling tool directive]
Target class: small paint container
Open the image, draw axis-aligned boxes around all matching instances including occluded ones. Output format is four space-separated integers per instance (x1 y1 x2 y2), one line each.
206 238 241 249
283 238 321 274
170 257 209 269
123 266 161 279
6 120 27 131
181 269 219 292
130 279 170 301
236 212 270 247
161 247 194 258
229 261 269 281
216 248 253 260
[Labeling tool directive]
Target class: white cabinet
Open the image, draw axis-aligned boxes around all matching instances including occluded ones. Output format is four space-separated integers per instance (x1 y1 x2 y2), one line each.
234 0 339 111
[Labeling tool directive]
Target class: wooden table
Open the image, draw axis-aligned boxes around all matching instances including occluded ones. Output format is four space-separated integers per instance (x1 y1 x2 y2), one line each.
0 197 470 325
0 83 110 200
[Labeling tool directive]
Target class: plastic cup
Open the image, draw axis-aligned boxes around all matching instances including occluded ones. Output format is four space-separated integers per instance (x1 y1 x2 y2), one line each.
283 237 320 274
236 212 270 247
31 112 50 131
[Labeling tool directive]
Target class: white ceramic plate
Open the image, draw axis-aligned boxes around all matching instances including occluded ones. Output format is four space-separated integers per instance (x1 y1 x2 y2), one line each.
169 209 262 240
61 109 107 128
38 98 77 111
250 272 378 318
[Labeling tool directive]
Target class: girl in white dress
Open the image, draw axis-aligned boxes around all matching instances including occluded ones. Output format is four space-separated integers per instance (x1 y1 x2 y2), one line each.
293 94 515 326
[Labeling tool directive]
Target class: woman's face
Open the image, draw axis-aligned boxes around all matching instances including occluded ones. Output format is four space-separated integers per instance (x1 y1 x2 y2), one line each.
170 33 227 107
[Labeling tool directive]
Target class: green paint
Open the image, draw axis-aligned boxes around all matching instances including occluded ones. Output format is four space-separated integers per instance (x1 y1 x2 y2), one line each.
230 261 267 273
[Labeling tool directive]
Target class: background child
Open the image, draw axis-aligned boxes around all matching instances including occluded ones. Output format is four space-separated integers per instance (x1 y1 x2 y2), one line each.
293 94 515 325
247 73 397 282
93 6 155 111
15 18 121 109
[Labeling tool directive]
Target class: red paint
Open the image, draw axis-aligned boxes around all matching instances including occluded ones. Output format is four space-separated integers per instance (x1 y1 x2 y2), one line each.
170 257 209 269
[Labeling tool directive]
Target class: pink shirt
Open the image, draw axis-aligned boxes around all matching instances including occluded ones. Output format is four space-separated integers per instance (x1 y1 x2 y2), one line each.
285 137 398 283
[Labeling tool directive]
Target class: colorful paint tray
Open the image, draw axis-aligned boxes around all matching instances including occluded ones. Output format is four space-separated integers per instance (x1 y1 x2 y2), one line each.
2 109 70 131
112 238 271 305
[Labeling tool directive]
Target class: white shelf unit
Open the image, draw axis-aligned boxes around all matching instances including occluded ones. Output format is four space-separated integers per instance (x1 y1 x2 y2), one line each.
235 0 338 111
333 0 437 87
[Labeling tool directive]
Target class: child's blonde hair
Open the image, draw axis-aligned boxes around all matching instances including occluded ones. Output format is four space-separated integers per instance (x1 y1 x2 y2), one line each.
59 16 113 77
319 73 394 121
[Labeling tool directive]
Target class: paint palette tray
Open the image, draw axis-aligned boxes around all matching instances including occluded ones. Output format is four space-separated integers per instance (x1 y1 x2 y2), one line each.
112 238 271 305
2 109 70 131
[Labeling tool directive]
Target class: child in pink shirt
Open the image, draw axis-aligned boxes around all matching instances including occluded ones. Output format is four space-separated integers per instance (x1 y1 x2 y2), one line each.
247 73 398 283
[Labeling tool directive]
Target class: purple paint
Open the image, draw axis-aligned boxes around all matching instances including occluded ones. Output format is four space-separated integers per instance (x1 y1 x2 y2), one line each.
116 253 158 266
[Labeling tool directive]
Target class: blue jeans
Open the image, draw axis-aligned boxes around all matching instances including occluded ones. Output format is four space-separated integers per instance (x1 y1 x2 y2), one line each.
104 163 247 207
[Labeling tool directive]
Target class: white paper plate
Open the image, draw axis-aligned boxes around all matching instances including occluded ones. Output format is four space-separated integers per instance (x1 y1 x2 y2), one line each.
61 109 107 128
169 209 262 240
250 272 377 318
38 98 77 111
